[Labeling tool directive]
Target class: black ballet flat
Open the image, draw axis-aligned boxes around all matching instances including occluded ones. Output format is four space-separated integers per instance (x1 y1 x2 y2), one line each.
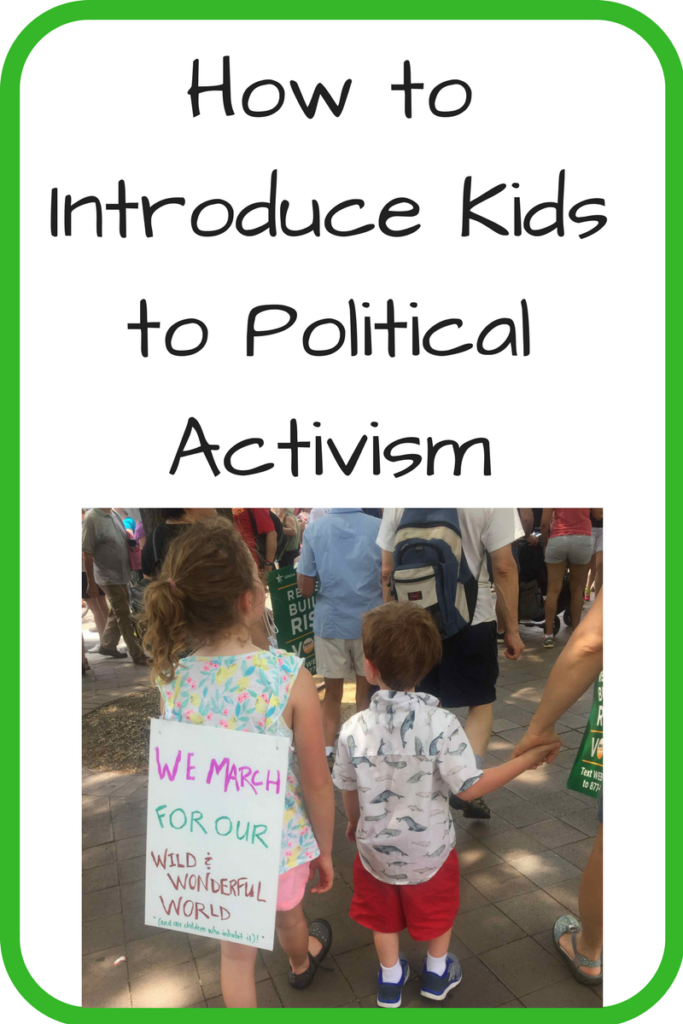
287 919 333 989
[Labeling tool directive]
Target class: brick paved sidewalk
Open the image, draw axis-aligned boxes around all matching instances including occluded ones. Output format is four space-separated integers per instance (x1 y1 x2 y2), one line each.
82 612 150 716
82 608 603 1009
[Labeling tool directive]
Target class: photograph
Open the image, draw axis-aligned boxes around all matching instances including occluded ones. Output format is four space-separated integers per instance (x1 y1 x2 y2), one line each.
82 507 603 1009
6 0 676 1017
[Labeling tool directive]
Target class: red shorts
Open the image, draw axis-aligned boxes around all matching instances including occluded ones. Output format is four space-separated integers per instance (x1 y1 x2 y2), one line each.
350 847 460 941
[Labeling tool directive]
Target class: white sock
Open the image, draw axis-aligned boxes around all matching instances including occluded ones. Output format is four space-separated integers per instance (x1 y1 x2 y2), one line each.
426 953 447 976
380 960 403 984
325 746 334 757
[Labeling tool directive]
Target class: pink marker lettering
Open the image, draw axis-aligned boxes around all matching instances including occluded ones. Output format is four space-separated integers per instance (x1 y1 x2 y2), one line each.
225 761 240 791
206 758 230 791
155 747 182 782
265 769 281 794
239 765 258 794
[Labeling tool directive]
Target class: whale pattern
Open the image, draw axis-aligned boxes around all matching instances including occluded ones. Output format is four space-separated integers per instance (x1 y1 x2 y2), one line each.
370 789 403 804
396 815 427 832
400 710 416 748
331 690 482 883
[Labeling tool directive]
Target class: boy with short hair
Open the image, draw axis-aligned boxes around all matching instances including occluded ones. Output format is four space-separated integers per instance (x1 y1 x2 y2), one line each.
332 602 559 1008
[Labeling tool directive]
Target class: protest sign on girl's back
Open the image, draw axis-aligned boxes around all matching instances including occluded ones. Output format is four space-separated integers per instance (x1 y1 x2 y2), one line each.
145 719 289 950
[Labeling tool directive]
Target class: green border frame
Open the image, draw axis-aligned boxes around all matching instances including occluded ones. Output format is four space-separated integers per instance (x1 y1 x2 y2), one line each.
1 0 680 1019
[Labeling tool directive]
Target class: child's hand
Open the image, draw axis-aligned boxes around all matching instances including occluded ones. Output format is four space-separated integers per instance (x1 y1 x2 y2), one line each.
521 742 562 769
346 821 357 843
511 727 562 763
308 854 334 894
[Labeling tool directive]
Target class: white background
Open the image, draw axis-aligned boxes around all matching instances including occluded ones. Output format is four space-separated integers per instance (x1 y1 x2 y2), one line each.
1 0 680 1017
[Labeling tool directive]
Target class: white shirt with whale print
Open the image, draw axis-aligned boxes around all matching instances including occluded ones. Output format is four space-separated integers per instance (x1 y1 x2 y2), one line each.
332 690 483 884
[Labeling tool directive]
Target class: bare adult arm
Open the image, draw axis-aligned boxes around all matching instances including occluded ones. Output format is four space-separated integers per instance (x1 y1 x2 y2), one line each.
282 514 297 537
290 667 335 892
490 543 524 660
519 509 534 536
297 573 317 599
381 549 395 603
275 509 297 537
591 508 603 520
83 552 100 600
511 589 603 762
264 529 277 565
541 509 554 551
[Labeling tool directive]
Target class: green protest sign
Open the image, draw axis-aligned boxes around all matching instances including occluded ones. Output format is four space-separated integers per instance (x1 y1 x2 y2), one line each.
566 672 603 798
267 566 317 673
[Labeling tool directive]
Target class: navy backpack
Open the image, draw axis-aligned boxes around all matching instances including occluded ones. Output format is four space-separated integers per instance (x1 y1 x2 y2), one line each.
392 509 478 637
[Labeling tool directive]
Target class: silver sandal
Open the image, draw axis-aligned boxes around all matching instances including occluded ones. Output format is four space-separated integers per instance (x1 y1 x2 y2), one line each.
553 914 602 986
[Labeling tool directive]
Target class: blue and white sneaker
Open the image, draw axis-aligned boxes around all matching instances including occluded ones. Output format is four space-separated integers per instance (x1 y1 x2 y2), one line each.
377 959 409 1008
420 955 462 1001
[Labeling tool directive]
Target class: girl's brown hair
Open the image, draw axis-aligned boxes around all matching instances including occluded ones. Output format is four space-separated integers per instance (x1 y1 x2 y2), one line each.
140 517 259 684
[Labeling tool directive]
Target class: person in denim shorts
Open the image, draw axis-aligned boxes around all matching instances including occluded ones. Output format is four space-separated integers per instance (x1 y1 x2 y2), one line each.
540 508 603 648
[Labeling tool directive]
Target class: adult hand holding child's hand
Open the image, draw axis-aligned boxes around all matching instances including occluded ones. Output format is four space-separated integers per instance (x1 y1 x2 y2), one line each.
511 725 563 764
519 742 562 769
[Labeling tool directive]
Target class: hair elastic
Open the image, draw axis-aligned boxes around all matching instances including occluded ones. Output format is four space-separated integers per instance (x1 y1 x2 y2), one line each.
167 578 177 589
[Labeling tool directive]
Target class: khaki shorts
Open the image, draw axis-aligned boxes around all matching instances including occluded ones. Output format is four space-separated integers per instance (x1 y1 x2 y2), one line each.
315 636 365 679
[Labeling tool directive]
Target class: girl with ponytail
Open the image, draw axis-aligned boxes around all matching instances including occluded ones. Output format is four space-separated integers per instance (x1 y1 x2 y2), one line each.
141 517 335 1007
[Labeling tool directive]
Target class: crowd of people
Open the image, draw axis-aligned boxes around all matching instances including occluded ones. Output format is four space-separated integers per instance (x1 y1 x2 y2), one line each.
81 507 604 1008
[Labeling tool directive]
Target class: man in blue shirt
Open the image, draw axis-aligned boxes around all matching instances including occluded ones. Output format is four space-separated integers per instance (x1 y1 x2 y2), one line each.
297 508 383 760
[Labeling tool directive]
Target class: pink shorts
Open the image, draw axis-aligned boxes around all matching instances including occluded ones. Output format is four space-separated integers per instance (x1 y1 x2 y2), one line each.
276 862 310 911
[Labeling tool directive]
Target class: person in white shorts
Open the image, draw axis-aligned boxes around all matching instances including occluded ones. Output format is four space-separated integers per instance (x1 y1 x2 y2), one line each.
315 637 365 684
296 509 383 762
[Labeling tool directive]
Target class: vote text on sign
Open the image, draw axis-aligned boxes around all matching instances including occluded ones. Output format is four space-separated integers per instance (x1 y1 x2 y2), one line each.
567 673 604 798
268 566 317 673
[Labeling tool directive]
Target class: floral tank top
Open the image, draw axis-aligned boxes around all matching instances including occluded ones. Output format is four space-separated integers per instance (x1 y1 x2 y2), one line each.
156 647 320 875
